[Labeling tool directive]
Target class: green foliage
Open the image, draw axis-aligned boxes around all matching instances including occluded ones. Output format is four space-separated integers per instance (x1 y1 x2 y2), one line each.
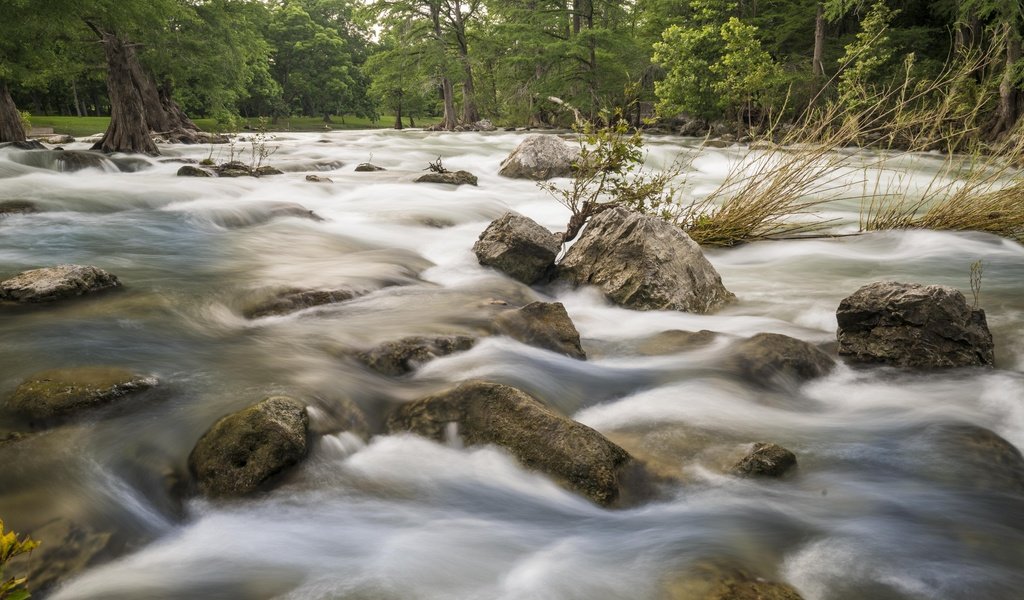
712 18 785 119
17 111 30 136
0 519 40 600
836 1 899 112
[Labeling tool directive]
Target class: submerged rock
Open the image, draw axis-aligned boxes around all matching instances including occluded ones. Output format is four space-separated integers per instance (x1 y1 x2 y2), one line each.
176 165 213 177
0 200 39 217
836 282 994 368
493 301 586 359
242 288 357 318
555 207 735 313
415 170 478 186
356 335 476 376
5 519 122 597
473 212 561 284
635 330 719 355
54 150 112 172
387 381 645 506
5 367 157 426
354 162 385 172
0 264 120 303
305 174 333 183
731 442 797 478
727 333 834 387
498 135 579 180
188 396 310 498
917 422 1024 494
664 563 804 600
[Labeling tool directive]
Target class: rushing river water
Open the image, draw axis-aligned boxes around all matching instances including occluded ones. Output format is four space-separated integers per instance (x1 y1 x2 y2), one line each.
1 131 1022 600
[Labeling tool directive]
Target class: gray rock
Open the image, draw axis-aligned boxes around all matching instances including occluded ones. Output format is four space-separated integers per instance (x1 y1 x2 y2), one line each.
255 165 283 176
0 264 120 303
387 381 645 506
176 165 213 177
493 301 585 359
354 163 385 172
0 200 39 217
917 422 1024 494
555 207 735 313
635 330 718 355
836 282 994 368
731 442 797 477
5 367 157 426
356 335 476 376
471 119 496 132
305 174 333 183
415 170 478 186
188 396 310 497
37 134 76 144
727 333 835 386
243 288 357 318
498 135 579 180
473 212 561 284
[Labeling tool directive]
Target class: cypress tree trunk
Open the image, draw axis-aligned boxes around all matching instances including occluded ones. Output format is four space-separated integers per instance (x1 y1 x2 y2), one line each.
126 51 173 133
441 77 457 130
0 81 27 143
394 95 404 130
158 82 198 132
992 26 1020 139
93 30 158 155
812 4 826 78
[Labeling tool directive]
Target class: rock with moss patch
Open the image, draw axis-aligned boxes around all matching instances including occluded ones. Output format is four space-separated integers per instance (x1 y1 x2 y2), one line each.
415 170 477 186
727 333 834 387
188 396 310 498
493 301 585 359
473 212 560 284
387 381 646 505
5 367 157 426
0 264 120 303
356 335 476 376
731 442 797 478
555 207 735 313
836 281 994 368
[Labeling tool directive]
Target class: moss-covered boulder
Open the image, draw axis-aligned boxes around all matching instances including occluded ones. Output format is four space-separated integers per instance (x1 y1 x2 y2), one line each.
5 367 157 426
0 264 120 303
387 381 646 506
493 301 586 359
188 396 310 498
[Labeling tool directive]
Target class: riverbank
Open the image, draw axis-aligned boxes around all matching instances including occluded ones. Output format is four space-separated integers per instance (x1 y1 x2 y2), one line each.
27 115 443 137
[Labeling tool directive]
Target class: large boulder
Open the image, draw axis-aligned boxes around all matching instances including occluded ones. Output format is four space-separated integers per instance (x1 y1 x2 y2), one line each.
0 264 120 303
387 381 644 506
555 207 735 313
493 301 586 359
188 396 310 498
472 212 561 284
5 367 157 426
498 135 579 180
415 170 478 186
731 442 797 478
727 333 835 387
356 335 476 376
836 282 994 368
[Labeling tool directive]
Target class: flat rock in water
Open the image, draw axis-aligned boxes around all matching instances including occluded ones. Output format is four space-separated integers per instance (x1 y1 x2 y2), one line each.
387 381 646 506
635 330 718 355
473 212 560 284
354 163 385 172
493 301 586 359
664 563 804 600
5 367 157 426
0 264 120 303
915 422 1024 494
731 442 797 478
498 135 579 180
188 396 310 498
255 165 283 176
243 288 357 318
555 207 735 313
0 200 39 217
727 333 834 387
414 170 477 186
356 335 476 376
305 174 333 183
836 281 994 368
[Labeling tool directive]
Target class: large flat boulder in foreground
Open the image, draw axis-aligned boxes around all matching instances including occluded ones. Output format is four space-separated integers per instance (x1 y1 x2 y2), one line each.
836 281 994 368
556 207 735 313
0 264 120 303
498 135 579 180
387 381 643 506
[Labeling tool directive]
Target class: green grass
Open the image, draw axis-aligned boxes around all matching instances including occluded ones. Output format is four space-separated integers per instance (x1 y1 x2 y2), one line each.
29 114 441 136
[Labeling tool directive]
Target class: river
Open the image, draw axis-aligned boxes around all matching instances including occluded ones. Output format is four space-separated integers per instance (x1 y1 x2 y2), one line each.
1 131 1022 599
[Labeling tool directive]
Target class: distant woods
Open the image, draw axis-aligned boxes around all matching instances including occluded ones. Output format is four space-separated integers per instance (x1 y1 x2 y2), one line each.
0 0 1022 152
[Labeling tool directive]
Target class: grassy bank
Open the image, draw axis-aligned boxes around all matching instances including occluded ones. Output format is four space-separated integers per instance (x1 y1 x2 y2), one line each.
28 115 441 136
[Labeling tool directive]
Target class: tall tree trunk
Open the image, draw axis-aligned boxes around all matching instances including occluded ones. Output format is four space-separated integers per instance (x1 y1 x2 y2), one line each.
992 25 1021 138
441 77 457 129
812 3 825 78
461 64 479 124
394 95 404 130
126 51 173 133
71 80 83 117
157 81 198 131
93 30 158 155
0 81 27 143
409 113 416 127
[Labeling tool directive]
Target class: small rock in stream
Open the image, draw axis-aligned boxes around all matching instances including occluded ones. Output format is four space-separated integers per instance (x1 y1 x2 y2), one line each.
305 174 333 183
0 200 40 217
473 212 560 284
356 335 477 376
0 264 120 303
492 301 585 359
414 170 478 186
5 367 157 426
354 162 385 172
726 333 835 387
731 442 797 478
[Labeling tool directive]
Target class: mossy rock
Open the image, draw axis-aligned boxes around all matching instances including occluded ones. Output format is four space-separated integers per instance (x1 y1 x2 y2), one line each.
188 396 310 498
5 367 157 426
663 563 804 600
